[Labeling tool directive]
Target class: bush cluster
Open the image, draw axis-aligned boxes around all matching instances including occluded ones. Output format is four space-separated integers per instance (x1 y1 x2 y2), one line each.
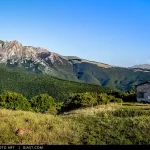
0 91 62 114
0 91 31 111
61 92 123 112
107 89 136 102
0 89 137 114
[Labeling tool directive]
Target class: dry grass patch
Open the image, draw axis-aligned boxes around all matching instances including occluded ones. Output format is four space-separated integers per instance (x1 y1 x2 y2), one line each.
0 109 83 145
63 103 120 116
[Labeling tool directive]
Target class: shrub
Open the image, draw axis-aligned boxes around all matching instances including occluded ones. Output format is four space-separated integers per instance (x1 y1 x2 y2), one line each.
0 91 31 111
97 93 123 104
108 88 136 102
55 102 64 111
109 95 122 103
80 92 97 107
61 93 97 112
97 93 110 104
30 94 56 113
61 94 83 112
62 92 123 112
47 102 64 115
47 105 58 115
68 92 97 107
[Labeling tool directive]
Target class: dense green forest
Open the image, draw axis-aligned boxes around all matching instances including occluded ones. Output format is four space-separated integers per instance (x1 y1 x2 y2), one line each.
0 66 112 102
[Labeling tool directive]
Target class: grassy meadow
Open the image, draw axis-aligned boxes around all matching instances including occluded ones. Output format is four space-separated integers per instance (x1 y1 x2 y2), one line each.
1 102 150 145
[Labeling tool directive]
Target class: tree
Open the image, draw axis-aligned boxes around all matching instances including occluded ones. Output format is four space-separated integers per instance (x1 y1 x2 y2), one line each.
30 94 55 113
0 91 31 111
81 92 97 107
98 93 110 104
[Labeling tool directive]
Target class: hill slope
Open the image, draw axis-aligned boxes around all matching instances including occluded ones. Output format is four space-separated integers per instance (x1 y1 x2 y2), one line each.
131 64 150 69
1 103 150 145
0 66 110 101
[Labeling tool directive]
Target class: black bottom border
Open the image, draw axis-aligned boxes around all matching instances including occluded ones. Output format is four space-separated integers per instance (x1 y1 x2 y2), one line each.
0 145 149 150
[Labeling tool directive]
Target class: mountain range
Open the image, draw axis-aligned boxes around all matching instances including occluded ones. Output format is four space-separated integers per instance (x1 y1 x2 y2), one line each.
131 64 150 69
0 40 150 91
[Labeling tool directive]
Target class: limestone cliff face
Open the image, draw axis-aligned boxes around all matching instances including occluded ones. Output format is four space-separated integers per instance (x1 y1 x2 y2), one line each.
0 40 65 64
0 40 115 68
0 40 76 80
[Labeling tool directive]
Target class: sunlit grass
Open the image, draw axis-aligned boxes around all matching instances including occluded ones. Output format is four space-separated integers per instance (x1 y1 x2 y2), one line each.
0 109 83 145
1 103 150 145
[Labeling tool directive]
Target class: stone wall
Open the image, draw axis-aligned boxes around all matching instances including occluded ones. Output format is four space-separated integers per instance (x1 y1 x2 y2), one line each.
136 83 150 102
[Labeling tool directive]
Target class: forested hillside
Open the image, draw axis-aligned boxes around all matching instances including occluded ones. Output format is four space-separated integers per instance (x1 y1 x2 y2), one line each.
0 66 111 102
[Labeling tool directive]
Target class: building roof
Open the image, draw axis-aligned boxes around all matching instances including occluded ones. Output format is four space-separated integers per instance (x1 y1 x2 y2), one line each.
135 81 150 87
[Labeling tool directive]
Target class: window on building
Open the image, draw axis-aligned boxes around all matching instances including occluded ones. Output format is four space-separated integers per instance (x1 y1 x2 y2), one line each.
138 92 144 98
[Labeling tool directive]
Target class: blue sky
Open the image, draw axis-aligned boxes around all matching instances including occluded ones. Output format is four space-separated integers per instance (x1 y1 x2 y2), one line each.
1 0 150 67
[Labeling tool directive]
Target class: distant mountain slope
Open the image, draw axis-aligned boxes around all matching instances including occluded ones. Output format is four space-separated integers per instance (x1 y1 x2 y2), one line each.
131 64 150 69
0 40 150 91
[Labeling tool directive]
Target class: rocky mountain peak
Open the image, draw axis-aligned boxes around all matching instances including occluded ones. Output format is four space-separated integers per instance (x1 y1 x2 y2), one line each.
4 40 22 48
0 40 67 68
48 52 63 64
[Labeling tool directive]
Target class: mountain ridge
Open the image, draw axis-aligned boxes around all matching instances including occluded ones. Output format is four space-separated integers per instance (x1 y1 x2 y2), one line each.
131 64 150 69
0 40 150 91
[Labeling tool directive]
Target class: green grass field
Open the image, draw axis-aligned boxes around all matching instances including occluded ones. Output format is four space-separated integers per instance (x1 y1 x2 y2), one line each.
1 102 150 145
